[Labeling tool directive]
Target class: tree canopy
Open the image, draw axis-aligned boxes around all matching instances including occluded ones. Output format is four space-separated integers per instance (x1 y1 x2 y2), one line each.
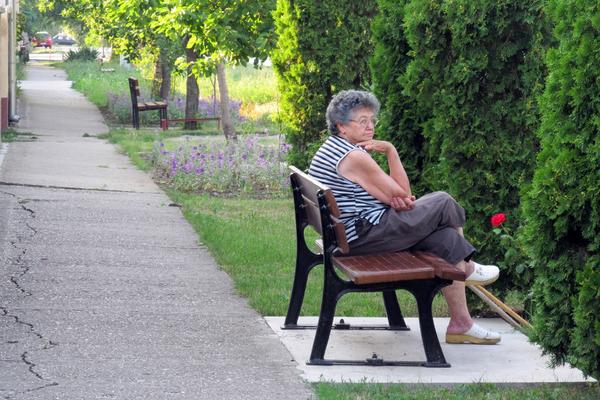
40 0 275 75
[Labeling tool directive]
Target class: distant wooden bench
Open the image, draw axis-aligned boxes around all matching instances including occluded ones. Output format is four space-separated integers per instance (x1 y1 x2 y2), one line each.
284 166 465 367
128 77 168 129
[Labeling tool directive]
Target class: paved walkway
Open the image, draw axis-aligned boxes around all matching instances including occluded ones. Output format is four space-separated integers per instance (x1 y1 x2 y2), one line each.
0 65 313 399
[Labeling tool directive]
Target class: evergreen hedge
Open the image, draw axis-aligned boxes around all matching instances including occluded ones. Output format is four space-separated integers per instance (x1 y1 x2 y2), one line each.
371 0 429 194
522 0 600 378
400 0 547 291
272 0 377 169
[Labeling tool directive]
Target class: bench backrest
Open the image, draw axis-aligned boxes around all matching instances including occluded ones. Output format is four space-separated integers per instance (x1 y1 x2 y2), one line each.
128 77 141 106
289 166 350 254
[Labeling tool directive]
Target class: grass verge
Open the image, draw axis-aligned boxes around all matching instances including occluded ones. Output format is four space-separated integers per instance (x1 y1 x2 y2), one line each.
0 129 37 142
171 64 278 105
315 382 600 400
61 60 137 109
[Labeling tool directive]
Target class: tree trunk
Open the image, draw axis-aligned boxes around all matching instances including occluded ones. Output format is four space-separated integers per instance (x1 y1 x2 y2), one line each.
184 43 199 130
153 35 176 101
160 57 171 101
216 62 236 140
151 54 161 99
154 46 172 100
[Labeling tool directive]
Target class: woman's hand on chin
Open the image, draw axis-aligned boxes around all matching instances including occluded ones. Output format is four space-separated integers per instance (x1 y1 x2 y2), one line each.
357 139 394 154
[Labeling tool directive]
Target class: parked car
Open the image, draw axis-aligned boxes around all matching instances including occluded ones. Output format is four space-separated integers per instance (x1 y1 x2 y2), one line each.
52 33 76 46
31 31 52 48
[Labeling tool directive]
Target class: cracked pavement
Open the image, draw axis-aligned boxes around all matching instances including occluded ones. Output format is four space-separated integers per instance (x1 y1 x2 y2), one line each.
0 65 313 399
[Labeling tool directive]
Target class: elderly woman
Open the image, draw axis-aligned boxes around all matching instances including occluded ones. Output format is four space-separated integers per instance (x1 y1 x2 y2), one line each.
308 90 501 344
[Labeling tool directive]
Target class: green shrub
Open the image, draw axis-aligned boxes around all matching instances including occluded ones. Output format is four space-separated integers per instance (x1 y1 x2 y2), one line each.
64 46 100 62
271 0 377 169
401 0 547 293
522 0 600 379
371 0 429 194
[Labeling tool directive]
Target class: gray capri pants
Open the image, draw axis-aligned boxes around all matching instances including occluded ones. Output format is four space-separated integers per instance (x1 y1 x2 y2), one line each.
348 191 476 265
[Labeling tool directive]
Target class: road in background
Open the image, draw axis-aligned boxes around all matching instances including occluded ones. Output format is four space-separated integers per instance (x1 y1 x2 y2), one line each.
27 46 112 62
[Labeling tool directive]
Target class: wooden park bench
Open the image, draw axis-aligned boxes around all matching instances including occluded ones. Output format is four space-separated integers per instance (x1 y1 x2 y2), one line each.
284 166 466 367
128 77 168 129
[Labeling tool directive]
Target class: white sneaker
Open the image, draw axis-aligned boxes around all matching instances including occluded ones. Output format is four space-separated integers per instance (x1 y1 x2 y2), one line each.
465 262 499 286
446 323 501 345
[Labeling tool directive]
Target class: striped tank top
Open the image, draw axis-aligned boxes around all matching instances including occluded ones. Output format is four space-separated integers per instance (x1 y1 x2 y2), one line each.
308 135 388 242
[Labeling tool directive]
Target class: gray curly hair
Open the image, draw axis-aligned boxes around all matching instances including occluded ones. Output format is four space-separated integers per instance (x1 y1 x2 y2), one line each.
326 90 380 136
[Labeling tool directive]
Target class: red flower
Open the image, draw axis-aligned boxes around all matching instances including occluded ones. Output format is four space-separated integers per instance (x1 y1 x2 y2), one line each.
491 213 507 228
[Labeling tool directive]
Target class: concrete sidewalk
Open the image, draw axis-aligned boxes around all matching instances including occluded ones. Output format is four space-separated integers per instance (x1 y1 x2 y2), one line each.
0 65 313 399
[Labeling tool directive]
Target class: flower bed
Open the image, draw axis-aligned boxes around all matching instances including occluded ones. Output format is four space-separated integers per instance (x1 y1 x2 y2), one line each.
151 135 290 196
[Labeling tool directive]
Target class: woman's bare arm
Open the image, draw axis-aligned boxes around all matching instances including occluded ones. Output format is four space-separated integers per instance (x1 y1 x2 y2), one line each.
358 140 412 195
338 149 412 208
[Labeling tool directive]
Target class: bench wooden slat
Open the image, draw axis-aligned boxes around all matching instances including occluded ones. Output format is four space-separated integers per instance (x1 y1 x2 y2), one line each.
289 166 342 218
414 251 466 281
317 237 464 285
333 252 436 285
290 166 349 253
302 194 323 236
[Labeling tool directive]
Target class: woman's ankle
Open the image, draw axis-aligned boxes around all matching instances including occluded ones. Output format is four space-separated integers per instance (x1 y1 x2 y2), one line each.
446 318 474 334
464 260 474 276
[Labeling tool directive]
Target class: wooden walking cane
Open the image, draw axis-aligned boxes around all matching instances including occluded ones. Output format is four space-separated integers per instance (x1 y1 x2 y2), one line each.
468 284 533 330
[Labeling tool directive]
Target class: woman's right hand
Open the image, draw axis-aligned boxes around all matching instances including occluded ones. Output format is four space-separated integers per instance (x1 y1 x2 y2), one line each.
390 195 415 211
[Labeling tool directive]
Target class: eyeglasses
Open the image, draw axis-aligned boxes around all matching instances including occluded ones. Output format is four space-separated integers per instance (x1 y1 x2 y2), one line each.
348 117 379 128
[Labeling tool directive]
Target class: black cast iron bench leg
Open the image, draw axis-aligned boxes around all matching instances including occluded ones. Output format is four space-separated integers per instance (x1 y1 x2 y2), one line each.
383 290 410 330
284 247 321 327
411 282 450 367
308 267 344 365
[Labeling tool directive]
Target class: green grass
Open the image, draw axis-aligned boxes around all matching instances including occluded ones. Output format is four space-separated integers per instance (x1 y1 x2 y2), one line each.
315 382 600 400
61 60 137 108
1 129 21 143
98 129 156 170
0 129 37 142
172 64 278 105
16 61 26 81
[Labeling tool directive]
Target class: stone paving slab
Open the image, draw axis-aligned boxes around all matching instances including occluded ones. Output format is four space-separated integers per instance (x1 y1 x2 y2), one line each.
266 316 595 385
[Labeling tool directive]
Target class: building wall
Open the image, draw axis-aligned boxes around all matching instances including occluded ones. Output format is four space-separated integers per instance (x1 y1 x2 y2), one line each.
1 6 9 132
